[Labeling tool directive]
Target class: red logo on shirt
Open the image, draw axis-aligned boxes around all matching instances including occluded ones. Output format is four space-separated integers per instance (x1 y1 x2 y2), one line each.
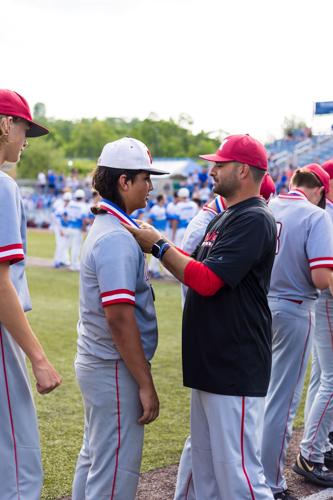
202 230 218 247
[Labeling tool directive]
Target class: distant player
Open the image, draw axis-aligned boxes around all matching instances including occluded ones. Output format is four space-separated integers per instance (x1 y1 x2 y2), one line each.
148 194 168 278
261 164 333 498
173 187 198 246
166 192 179 242
0 89 61 499
66 188 88 271
52 191 72 267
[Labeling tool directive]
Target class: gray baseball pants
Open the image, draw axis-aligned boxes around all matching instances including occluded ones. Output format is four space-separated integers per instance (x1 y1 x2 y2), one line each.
190 389 273 500
72 355 144 500
301 291 333 462
261 298 315 495
0 326 42 500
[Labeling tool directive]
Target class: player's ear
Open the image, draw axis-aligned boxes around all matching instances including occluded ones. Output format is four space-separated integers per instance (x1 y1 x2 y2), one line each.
118 174 129 192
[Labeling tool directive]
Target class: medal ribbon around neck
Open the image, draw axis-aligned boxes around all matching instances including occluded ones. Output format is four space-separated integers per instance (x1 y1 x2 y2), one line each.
98 198 140 228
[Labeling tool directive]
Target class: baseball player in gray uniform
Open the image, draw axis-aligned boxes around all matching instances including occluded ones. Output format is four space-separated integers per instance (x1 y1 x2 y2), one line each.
72 137 168 500
0 89 61 499
175 173 276 500
292 159 333 485
261 163 333 499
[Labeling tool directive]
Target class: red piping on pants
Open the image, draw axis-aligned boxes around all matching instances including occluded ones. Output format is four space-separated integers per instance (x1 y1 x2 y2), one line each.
110 360 121 500
275 312 312 485
0 328 20 499
241 397 255 500
308 394 333 461
185 473 192 499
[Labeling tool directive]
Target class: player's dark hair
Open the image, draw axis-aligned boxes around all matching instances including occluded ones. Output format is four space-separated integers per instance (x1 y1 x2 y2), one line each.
91 165 143 214
291 169 326 209
156 194 164 203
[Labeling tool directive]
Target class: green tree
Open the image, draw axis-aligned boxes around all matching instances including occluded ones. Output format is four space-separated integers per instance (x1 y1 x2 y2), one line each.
33 102 46 119
18 138 66 178
282 115 308 137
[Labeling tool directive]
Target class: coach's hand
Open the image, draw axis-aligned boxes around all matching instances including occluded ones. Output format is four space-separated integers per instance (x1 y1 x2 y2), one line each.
32 357 62 395
121 222 162 254
138 383 159 425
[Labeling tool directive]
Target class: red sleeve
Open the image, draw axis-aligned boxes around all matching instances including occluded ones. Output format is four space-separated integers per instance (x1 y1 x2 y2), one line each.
184 260 224 296
176 247 190 257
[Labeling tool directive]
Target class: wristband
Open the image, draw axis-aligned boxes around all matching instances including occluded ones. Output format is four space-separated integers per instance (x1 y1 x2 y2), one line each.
151 239 167 258
159 242 171 260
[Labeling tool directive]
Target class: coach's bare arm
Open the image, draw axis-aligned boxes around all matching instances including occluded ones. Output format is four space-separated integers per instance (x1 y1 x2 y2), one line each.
0 262 62 394
105 303 159 425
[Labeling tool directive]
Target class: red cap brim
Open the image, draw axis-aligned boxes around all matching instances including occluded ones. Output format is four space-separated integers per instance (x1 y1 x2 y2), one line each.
199 153 235 163
26 121 49 137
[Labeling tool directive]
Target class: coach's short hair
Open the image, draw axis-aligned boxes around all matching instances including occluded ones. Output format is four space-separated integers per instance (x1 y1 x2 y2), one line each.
234 161 266 184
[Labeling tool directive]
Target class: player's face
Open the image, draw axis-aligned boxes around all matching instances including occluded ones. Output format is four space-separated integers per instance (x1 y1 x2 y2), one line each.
1 117 30 163
210 161 241 198
128 172 153 211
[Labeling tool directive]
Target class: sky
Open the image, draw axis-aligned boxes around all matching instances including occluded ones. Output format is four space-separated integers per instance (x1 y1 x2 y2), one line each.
2 0 333 142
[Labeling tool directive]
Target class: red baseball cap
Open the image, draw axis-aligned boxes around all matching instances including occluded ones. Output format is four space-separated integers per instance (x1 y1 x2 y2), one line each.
260 173 276 201
301 163 330 194
0 89 49 137
322 159 333 180
199 134 268 171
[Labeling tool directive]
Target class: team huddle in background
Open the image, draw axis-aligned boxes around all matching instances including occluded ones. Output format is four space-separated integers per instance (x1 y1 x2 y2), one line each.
3 88 333 500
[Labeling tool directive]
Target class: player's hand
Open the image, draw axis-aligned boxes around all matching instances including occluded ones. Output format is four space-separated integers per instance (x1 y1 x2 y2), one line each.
31 358 62 395
138 384 159 425
121 223 162 254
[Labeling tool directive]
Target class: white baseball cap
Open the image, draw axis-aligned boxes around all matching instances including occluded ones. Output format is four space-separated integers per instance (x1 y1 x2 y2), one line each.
97 137 169 175
74 188 85 199
62 192 72 201
178 187 190 198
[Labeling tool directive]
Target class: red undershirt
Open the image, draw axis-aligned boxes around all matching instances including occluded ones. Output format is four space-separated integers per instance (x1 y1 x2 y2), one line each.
175 247 225 296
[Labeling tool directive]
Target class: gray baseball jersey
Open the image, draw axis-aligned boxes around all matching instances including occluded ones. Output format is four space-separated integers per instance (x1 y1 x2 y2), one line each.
73 199 158 500
77 204 158 361
268 190 333 301
0 171 42 499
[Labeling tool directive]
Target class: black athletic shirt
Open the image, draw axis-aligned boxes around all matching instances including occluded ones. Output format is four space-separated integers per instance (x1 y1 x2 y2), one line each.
182 196 277 396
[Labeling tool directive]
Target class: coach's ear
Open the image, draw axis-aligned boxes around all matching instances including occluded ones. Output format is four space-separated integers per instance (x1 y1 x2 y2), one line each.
238 163 250 179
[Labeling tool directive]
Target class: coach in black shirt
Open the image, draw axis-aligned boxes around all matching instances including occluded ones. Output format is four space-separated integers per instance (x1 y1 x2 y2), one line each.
124 134 277 500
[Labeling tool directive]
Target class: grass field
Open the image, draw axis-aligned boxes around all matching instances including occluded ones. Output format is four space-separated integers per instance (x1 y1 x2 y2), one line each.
25 229 308 499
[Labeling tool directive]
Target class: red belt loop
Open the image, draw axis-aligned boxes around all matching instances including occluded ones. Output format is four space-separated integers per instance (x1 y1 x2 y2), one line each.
285 298 303 305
